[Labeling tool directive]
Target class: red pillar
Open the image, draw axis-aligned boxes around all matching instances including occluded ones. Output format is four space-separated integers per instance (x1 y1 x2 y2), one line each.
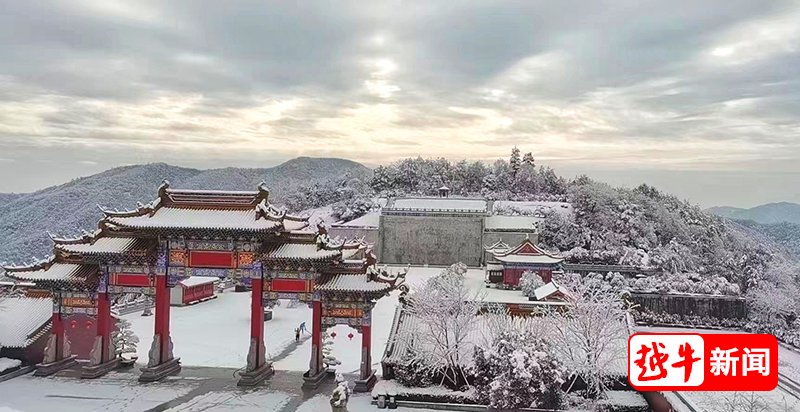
52 312 64 360
96 292 112 362
360 324 372 380
310 300 323 376
154 275 172 363
249 277 265 367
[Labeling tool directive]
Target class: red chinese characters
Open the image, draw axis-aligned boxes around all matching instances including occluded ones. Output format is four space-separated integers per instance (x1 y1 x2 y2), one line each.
628 333 778 391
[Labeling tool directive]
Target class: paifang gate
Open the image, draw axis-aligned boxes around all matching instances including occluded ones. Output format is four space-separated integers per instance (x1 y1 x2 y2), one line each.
2 181 406 391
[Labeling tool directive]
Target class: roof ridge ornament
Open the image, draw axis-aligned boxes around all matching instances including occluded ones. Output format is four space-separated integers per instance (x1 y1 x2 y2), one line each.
257 182 270 203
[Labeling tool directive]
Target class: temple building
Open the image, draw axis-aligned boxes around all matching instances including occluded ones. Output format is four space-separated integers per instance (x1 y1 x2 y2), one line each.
1 181 404 391
484 237 564 288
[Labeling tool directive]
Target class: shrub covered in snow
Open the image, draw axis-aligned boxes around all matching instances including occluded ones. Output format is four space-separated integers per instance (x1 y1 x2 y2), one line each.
519 271 546 298
473 330 565 410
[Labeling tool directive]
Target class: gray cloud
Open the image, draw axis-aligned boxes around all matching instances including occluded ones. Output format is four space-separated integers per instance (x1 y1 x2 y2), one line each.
0 0 798 207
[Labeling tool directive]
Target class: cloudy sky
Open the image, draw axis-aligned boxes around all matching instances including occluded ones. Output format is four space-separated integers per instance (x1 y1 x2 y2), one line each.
1 0 798 207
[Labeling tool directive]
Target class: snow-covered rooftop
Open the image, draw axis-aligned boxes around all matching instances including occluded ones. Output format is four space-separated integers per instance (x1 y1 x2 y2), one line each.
178 276 217 287
484 215 543 231
315 274 394 293
387 197 488 213
533 281 567 301
493 200 573 217
4 263 98 288
108 207 283 232
334 211 381 228
262 242 356 261
0 297 52 348
55 237 152 255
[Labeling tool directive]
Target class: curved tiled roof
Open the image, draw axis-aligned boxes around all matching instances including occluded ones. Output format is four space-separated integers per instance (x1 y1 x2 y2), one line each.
0 297 52 348
4 263 99 290
55 236 153 256
107 207 284 233
315 273 395 294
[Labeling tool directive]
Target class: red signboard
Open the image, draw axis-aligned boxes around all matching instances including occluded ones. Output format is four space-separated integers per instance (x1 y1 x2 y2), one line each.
270 279 308 293
628 333 778 391
188 251 235 268
110 273 151 287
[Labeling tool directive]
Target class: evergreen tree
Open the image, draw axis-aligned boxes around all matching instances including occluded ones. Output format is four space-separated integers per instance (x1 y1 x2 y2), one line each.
509 146 521 178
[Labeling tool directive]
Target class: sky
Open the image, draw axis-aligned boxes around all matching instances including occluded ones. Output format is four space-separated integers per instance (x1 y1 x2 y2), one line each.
0 1 798 207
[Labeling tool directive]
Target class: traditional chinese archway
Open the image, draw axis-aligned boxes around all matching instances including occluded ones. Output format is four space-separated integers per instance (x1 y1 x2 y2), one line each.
2 182 404 390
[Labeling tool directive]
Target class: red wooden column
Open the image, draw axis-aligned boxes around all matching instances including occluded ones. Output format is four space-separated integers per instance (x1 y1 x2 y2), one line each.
154 275 172 362
303 298 326 388
139 271 181 382
96 292 112 362
82 287 121 379
238 265 273 387
34 299 77 376
360 324 372 380
354 307 377 392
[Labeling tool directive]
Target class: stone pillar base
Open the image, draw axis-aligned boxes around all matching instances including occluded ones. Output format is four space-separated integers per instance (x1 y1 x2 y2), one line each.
138 357 181 383
34 355 78 377
302 368 329 389
81 357 122 379
353 369 377 392
237 362 274 387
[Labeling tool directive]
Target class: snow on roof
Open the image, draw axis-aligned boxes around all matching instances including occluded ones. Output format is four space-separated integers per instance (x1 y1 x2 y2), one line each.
334 211 380 228
0 297 52 348
534 281 564 300
4 263 98 288
315 274 394 293
388 197 487 213
493 200 573 217
495 254 564 264
178 276 217 287
107 207 283 232
492 238 563 265
484 215 543 231
55 237 152 255
262 242 342 261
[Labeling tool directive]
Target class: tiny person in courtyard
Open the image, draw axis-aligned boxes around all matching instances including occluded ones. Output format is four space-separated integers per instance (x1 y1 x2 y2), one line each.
299 321 308 335
295 328 300 342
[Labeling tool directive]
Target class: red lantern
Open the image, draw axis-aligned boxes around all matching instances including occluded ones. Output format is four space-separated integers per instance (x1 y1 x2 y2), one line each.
85 320 93 329
70 320 77 329
347 332 354 340
330 331 337 339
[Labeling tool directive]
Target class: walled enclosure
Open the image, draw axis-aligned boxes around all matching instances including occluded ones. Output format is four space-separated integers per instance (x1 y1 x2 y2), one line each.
379 214 484 266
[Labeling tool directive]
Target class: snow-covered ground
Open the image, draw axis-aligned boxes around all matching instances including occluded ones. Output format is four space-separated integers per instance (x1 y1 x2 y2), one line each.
0 373 439 412
123 265 527 372
125 291 313 368
0 358 21 374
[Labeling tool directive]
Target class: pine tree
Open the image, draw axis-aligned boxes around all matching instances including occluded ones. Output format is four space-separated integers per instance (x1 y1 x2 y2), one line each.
112 318 139 357
509 146 521 178
522 152 535 168
322 334 341 369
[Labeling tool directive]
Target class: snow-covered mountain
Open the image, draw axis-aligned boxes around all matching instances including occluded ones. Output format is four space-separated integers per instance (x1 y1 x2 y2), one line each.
0 157 369 264
707 202 800 225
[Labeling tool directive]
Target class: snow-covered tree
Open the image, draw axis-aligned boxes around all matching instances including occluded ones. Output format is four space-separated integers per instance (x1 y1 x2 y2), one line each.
519 271 546 298
112 318 139 357
509 146 521 178
473 330 566 410
522 152 535 168
546 274 627 398
322 334 341 369
397 262 483 389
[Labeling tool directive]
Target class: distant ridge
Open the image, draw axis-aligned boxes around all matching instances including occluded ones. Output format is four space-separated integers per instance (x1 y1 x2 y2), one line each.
0 157 369 263
706 202 800 225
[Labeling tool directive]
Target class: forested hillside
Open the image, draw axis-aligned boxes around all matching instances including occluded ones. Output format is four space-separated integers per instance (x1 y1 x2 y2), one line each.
0 158 369 264
369 148 784 290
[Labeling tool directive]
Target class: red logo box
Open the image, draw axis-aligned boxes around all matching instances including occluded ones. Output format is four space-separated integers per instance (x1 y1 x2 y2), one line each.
628 332 778 391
